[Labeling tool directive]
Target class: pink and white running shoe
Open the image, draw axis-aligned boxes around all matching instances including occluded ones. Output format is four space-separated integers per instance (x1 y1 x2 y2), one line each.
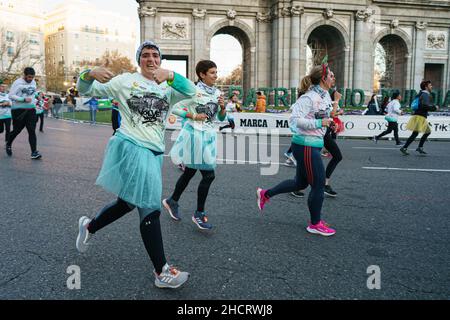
306 220 336 236
256 188 270 211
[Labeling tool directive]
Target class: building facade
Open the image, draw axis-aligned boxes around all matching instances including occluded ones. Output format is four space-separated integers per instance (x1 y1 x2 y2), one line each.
136 0 450 102
44 0 137 92
0 0 46 87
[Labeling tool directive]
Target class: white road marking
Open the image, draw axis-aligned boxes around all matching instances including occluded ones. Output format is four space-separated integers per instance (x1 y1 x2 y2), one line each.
46 127 70 132
362 166 450 173
353 147 398 150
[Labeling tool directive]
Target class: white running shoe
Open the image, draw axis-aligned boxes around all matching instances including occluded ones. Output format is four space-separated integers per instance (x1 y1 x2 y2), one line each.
154 263 190 289
288 155 297 166
76 216 91 253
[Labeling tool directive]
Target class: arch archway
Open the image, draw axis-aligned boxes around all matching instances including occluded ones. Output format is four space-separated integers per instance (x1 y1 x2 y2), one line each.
207 20 254 94
305 24 348 87
375 34 409 90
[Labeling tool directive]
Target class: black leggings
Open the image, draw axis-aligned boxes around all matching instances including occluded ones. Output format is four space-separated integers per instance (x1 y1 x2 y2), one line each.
267 144 325 225
323 131 343 180
111 108 120 134
36 113 44 131
403 131 431 149
0 118 11 142
376 121 400 144
7 109 37 153
171 167 215 212
87 198 167 274
220 119 235 130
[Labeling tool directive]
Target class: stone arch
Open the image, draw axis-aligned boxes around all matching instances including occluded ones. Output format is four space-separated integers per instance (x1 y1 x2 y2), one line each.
373 28 412 55
206 18 256 93
304 20 349 88
374 29 411 89
303 19 350 48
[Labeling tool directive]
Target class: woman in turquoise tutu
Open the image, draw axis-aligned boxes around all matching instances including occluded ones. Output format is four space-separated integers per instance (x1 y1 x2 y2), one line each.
163 60 226 230
74 41 197 289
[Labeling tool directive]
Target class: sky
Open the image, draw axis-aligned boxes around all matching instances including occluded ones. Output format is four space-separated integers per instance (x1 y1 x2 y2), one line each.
41 0 243 77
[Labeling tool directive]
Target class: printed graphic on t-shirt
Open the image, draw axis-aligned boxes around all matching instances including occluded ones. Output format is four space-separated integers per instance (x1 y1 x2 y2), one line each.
314 109 328 119
126 93 169 127
20 86 36 97
313 98 332 120
195 102 219 123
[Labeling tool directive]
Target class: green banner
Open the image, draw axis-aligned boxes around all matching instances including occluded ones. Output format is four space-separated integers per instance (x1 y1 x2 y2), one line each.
228 86 450 108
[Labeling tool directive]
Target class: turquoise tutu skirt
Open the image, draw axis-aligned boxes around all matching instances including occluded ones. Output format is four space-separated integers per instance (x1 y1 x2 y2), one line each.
170 123 217 171
96 133 163 209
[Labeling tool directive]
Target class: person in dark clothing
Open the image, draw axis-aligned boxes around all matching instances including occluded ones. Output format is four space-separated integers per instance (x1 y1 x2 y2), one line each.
6 67 42 159
379 96 389 115
52 95 62 118
400 80 438 155
111 99 121 135
365 94 380 115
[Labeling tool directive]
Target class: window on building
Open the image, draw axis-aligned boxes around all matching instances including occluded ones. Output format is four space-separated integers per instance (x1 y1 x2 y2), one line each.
84 25 89 32
74 33 79 39
96 36 99 42
7 46 14 56
29 34 39 45
6 31 14 42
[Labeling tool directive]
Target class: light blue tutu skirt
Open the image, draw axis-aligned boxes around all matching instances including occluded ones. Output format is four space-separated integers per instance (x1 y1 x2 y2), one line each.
170 123 217 171
95 134 163 209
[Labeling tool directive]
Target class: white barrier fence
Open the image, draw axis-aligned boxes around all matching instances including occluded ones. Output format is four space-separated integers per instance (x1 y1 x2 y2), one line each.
166 112 450 139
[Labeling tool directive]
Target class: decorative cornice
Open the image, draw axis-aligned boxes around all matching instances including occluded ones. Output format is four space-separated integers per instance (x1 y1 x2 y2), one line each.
415 21 427 30
226 9 236 20
138 6 157 18
281 7 291 17
192 8 207 19
323 8 333 19
390 18 399 29
291 5 304 16
256 12 270 23
355 7 374 22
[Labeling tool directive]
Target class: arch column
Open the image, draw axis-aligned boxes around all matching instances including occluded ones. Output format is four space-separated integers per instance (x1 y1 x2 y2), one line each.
289 5 303 88
192 10 208 80
256 12 271 87
138 6 157 41
413 23 427 89
353 10 373 94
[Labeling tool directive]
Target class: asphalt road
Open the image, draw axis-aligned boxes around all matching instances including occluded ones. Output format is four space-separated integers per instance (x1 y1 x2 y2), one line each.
0 118 449 300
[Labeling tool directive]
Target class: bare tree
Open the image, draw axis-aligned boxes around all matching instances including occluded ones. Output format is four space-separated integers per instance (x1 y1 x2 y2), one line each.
78 50 137 75
217 64 242 85
0 27 44 85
